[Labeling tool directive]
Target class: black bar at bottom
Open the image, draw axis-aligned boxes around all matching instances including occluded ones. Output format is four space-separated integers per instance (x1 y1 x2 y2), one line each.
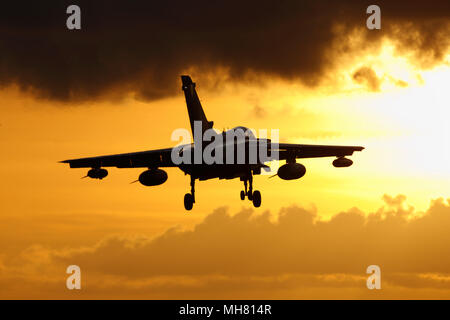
1 300 447 318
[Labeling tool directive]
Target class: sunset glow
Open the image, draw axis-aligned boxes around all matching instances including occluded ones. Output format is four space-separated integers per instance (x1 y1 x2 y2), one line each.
1 1 450 299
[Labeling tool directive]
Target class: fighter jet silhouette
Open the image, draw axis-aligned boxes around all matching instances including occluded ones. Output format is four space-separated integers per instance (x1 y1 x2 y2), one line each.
61 76 364 210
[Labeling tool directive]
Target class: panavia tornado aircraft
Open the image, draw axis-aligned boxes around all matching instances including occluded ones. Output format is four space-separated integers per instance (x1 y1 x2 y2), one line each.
61 75 364 210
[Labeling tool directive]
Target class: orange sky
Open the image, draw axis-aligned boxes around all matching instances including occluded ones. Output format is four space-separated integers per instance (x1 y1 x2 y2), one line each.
1 31 450 298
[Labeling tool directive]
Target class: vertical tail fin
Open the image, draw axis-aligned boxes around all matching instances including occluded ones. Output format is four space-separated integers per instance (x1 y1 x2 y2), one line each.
181 75 213 135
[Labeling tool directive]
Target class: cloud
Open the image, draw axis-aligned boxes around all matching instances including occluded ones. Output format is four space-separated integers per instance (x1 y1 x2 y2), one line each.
352 66 412 91
3 194 450 298
392 78 409 88
0 1 448 102
382 194 408 208
352 66 382 91
54 195 450 276
251 105 267 119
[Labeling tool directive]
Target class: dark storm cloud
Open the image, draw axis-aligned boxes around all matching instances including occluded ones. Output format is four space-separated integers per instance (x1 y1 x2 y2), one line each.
0 1 448 102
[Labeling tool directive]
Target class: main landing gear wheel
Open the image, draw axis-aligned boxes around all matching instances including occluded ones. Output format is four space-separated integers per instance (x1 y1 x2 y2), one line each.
184 176 196 211
240 190 245 200
184 193 194 211
252 190 261 208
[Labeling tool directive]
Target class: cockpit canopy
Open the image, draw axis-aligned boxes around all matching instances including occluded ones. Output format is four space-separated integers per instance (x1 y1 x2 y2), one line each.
220 126 256 141
232 126 255 139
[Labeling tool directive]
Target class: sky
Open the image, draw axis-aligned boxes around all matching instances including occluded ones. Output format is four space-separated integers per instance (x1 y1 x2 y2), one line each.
0 0 450 299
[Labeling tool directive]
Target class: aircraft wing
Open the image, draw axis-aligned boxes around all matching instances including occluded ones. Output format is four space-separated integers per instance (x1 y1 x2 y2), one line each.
60 147 179 168
274 143 364 160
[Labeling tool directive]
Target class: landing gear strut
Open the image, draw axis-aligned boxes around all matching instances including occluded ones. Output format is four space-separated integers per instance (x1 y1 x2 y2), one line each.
240 174 262 208
184 175 195 211
184 173 262 211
